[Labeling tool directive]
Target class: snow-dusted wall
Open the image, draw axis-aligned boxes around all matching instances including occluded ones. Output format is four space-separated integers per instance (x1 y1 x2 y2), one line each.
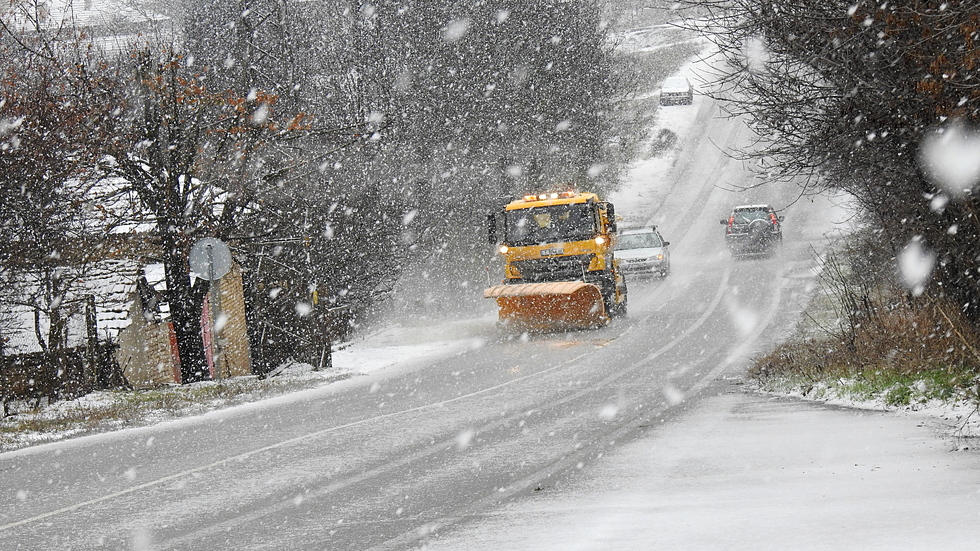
116 294 178 388
209 262 251 380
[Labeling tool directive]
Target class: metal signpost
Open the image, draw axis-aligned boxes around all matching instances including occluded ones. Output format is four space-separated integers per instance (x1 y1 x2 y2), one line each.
189 238 232 379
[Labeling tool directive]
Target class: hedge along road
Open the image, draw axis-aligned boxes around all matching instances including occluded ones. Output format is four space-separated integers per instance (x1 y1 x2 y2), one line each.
0 90 844 550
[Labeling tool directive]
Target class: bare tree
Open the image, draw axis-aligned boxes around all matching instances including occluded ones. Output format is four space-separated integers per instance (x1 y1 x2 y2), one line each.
98 43 325 381
683 0 980 328
0 20 122 354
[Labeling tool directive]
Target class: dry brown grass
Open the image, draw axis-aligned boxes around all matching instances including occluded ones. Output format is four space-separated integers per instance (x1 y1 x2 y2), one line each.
753 298 980 381
751 229 980 405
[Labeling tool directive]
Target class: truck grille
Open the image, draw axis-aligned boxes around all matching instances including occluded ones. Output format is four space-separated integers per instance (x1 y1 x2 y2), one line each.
513 254 594 282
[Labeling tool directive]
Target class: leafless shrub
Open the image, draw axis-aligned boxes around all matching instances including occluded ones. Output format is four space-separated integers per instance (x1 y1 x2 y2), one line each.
752 230 980 399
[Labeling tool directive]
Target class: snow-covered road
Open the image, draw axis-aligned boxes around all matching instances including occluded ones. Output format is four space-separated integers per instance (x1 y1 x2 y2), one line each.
418 389 980 551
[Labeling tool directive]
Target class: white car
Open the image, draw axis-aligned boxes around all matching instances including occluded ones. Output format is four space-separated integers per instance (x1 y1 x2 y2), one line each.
660 76 693 106
616 227 671 277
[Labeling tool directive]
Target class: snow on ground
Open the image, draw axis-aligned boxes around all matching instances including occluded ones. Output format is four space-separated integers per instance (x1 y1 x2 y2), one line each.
417 390 980 551
331 314 497 376
778 382 980 442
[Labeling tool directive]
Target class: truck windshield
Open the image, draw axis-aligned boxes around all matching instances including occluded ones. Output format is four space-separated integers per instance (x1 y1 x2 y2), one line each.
504 203 598 246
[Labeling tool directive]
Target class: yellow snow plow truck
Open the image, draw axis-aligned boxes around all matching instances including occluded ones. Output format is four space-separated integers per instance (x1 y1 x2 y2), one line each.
484 190 627 331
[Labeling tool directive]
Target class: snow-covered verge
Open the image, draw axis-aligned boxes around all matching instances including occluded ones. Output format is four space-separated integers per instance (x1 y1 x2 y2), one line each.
750 376 980 445
0 315 498 453
744 232 980 443
0 368 347 452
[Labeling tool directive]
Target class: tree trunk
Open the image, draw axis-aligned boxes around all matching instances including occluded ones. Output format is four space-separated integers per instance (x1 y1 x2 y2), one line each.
47 274 69 353
162 233 210 383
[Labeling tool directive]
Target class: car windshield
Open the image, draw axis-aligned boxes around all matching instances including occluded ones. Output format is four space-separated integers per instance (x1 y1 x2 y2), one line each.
733 208 770 223
618 232 662 249
504 203 598 246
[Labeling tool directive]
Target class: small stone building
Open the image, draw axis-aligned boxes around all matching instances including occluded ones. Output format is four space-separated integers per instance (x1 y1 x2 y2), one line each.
118 262 251 388
115 270 180 388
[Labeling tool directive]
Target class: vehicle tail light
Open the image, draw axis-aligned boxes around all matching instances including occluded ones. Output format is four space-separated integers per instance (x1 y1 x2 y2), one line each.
726 215 734 234
769 213 778 225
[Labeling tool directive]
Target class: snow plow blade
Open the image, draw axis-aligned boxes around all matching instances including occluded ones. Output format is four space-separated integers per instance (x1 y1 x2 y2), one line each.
484 281 607 331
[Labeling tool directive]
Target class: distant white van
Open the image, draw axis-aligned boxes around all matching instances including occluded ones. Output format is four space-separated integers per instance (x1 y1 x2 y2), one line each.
660 76 693 106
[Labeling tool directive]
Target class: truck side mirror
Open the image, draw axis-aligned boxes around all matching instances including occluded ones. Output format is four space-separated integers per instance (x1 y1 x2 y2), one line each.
487 213 497 244
601 202 617 234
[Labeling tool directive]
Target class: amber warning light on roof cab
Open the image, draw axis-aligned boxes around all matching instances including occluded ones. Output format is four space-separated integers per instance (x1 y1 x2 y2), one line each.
521 191 578 202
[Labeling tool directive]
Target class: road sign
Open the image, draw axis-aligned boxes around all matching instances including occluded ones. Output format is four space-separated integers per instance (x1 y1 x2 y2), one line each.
189 237 232 281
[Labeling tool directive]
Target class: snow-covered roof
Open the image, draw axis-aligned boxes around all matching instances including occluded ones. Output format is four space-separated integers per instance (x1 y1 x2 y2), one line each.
85 176 157 235
1 260 168 354
619 226 657 235
2 0 169 35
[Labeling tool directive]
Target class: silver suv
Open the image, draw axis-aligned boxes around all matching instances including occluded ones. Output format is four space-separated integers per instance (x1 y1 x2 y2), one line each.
721 205 783 256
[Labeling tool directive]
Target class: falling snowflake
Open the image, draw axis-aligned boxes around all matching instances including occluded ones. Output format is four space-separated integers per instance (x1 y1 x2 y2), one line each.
456 428 475 450
898 237 935 296
442 18 471 42
599 404 618 420
918 123 980 198
743 36 769 73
